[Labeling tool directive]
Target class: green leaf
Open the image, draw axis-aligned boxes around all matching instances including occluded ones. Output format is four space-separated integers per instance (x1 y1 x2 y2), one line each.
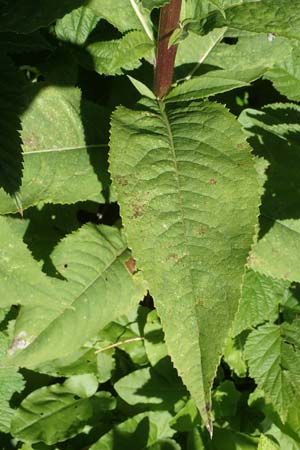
128 75 156 99
84 31 153 76
212 380 241 420
109 98 259 427
233 269 291 336
244 322 300 422
223 335 247 377
0 85 110 213
0 368 24 433
239 104 300 282
205 1 300 41
166 67 265 102
0 54 23 195
11 381 115 445
267 423 300 450
206 427 258 449
114 366 187 409
0 0 84 33
90 411 174 450
36 347 100 378
55 6 99 46
142 0 170 10
98 307 148 366
258 435 280 450
0 215 62 311
175 28 227 68
6 224 146 368
170 399 200 432
265 47 300 101
204 33 296 74
144 310 169 367
86 0 149 32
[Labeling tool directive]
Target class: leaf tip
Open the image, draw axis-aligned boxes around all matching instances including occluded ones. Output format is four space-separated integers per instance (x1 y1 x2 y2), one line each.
206 419 213 439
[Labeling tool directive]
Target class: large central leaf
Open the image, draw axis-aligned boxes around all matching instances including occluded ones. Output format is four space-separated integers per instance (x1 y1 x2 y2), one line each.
109 98 259 427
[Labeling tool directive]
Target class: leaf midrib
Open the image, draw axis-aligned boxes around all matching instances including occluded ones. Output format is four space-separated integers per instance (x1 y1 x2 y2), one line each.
157 100 205 386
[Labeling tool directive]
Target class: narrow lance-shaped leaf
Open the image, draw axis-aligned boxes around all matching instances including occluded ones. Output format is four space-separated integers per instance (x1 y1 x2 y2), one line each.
109 98 259 428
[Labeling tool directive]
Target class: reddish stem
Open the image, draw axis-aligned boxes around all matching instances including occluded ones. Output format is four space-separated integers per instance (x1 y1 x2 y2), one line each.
154 0 182 99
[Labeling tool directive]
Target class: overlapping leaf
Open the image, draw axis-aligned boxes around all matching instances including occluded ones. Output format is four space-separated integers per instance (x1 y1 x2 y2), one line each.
84 31 153 75
202 0 300 41
110 97 259 426
90 411 175 450
11 377 115 444
239 103 300 282
86 0 150 32
0 367 24 433
0 85 110 213
233 269 291 336
166 67 265 102
245 322 300 422
55 6 99 45
5 223 146 369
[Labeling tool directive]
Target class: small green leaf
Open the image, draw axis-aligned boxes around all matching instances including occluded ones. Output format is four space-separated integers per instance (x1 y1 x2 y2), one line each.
166 67 265 102
11 383 115 444
90 411 175 450
84 31 153 76
55 6 99 46
233 269 291 336
114 366 187 409
223 335 247 377
128 75 156 99
258 435 280 450
244 322 300 421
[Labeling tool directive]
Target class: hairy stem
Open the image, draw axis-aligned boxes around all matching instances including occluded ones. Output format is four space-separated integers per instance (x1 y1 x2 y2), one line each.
154 0 182 99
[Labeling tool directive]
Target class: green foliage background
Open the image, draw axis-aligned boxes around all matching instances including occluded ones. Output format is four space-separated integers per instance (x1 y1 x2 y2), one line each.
0 0 300 449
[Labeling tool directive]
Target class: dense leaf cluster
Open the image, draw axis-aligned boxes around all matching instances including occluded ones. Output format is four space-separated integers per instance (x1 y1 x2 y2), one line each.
0 0 299 449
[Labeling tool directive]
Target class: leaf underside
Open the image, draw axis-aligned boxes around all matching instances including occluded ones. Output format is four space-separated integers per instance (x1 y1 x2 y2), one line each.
109 97 259 426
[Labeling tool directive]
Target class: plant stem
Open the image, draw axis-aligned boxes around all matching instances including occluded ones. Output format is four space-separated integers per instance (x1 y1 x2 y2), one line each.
154 0 182 99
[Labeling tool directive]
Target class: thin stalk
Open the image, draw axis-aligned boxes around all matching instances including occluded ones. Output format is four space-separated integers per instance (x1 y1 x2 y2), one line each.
129 0 154 41
154 0 182 99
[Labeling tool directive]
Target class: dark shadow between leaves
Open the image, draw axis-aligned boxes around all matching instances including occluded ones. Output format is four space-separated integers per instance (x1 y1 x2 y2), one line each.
242 108 300 239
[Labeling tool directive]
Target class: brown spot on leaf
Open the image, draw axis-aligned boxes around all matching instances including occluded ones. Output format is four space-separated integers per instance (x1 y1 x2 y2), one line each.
131 202 145 218
125 257 136 274
208 178 216 185
168 253 180 262
115 175 128 186
247 254 254 266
